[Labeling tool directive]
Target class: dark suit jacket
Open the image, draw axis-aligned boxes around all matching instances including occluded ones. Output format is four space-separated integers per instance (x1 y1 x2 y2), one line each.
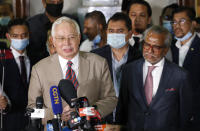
171 35 200 128
91 45 141 124
0 49 31 131
116 58 193 131
91 45 142 80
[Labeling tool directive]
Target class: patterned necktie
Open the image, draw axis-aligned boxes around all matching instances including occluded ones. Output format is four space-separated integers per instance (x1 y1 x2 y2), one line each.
144 66 156 105
65 61 79 90
19 56 27 88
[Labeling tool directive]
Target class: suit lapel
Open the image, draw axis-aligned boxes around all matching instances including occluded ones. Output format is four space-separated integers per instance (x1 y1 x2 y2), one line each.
134 59 148 109
183 35 199 67
150 60 171 107
78 52 89 84
50 54 63 82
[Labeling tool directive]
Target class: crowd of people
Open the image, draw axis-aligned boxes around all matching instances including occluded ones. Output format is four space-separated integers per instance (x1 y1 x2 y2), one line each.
0 0 200 130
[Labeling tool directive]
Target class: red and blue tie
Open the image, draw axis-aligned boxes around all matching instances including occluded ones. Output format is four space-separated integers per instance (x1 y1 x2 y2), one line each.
65 61 79 90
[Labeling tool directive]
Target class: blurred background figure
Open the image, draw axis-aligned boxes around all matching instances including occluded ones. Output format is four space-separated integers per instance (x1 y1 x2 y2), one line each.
46 29 56 55
121 0 135 13
160 3 178 36
80 10 106 52
193 17 200 36
127 0 152 50
0 2 14 48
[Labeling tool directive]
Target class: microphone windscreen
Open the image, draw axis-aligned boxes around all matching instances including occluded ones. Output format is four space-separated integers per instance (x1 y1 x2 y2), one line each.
58 79 77 106
49 86 63 115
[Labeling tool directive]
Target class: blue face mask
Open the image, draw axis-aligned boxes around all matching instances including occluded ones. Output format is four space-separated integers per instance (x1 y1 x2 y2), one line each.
0 16 11 25
107 33 127 49
92 34 101 45
11 38 29 50
162 20 173 34
175 31 192 41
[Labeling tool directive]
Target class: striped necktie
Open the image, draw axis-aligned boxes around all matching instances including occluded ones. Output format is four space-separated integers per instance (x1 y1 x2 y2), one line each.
65 61 79 89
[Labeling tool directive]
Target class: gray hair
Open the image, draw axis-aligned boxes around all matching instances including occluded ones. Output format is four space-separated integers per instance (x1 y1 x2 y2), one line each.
51 16 80 37
143 25 172 47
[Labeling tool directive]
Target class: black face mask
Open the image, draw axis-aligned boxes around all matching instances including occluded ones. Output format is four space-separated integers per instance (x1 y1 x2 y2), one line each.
46 2 63 17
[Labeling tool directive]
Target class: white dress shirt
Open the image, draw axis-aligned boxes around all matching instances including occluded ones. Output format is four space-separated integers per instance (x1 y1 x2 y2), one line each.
128 34 143 47
58 53 79 79
79 39 93 52
175 33 196 67
143 58 165 97
11 46 30 81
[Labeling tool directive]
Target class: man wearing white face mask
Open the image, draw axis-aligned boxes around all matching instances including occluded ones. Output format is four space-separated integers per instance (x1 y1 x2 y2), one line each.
80 10 107 52
0 18 31 131
92 12 141 125
171 7 200 130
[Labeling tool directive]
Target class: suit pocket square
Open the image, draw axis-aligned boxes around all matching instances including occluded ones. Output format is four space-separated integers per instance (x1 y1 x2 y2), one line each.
165 88 176 92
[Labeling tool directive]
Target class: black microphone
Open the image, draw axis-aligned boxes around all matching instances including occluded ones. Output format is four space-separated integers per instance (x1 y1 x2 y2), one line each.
36 96 43 109
58 79 77 107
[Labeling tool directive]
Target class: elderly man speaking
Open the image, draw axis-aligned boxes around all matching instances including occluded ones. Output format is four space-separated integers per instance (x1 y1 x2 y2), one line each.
28 16 117 127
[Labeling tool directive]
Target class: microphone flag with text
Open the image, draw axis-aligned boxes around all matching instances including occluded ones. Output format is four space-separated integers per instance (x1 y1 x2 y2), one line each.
49 86 63 131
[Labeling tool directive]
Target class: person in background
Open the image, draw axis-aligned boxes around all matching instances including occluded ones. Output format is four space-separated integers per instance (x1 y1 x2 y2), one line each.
116 25 193 131
27 0 79 65
0 2 13 47
92 12 141 124
0 18 31 131
171 6 200 130
159 3 179 61
160 3 178 36
46 29 56 55
80 10 106 52
28 16 117 128
193 17 200 36
127 0 152 50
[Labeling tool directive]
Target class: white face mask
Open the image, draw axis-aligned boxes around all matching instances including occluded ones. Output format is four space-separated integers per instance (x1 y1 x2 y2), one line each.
11 38 29 50
107 33 127 49
175 31 193 41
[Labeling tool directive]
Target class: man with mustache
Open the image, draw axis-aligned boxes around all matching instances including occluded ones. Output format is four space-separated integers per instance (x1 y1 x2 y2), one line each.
116 25 193 131
27 0 79 65
127 0 152 50
171 6 200 130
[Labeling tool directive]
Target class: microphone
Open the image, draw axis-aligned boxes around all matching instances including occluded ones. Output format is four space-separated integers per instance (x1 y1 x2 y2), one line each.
49 86 63 131
25 96 44 131
58 79 77 107
36 96 43 109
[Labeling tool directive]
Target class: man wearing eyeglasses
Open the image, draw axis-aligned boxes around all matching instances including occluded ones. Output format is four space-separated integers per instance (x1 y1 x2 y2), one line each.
116 25 193 131
28 16 117 128
171 6 200 130
27 0 79 66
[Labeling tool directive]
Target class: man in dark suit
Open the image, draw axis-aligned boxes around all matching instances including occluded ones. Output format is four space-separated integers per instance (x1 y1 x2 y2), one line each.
0 19 31 130
91 12 141 124
171 6 200 129
116 25 193 131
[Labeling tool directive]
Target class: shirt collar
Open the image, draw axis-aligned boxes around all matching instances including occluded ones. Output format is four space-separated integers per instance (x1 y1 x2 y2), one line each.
175 33 196 48
144 57 165 68
58 53 79 69
111 46 129 64
10 46 27 59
